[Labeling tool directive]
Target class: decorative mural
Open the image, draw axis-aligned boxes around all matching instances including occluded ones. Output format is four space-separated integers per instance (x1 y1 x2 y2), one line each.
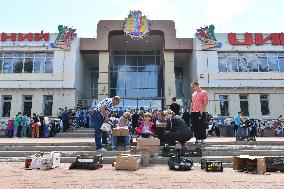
50 25 77 50
196 24 222 50
122 10 151 40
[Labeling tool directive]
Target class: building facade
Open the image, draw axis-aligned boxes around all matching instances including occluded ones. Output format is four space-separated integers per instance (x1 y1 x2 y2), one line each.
1 18 284 120
195 32 284 119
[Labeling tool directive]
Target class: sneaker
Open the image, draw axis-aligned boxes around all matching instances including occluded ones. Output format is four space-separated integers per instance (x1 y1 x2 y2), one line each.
97 148 107 152
194 140 200 145
125 146 130 151
201 139 206 145
111 148 117 151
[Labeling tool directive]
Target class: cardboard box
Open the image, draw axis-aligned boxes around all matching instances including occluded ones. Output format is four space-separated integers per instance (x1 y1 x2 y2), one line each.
233 155 265 174
115 154 142 171
136 145 159 156
120 128 129 136
112 128 129 136
137 138 160 146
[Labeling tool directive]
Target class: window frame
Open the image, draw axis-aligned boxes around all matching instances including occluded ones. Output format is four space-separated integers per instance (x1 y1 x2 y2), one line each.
2 95 12 117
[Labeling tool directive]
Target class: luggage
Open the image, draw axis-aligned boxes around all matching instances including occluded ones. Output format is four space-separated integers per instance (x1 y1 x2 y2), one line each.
201 159 223 172
69 154 103 170
168 155 193 171
162 144 202 157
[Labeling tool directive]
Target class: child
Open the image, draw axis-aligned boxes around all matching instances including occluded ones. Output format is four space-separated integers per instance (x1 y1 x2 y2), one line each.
135 112 155 138
7 119 14 138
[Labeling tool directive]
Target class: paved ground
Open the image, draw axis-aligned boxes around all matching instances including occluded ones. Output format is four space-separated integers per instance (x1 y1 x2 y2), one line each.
0 163 283 189
1 137 284 144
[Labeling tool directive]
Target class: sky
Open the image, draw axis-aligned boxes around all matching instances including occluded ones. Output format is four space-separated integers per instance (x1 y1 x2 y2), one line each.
0 0 283 38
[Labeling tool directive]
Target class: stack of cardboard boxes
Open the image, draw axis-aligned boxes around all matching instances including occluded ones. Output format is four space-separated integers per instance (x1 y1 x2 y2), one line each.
135 138 160 156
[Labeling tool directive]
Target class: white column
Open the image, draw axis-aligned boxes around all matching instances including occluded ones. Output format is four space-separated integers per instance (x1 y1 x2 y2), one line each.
98 51 109 100
11 90 22 118
249 94 261 119
164 51 176 107
229 94 240 117
31 91 43 115
207 92 218 116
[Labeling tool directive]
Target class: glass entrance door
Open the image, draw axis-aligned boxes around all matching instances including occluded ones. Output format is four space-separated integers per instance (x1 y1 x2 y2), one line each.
110 50 164 110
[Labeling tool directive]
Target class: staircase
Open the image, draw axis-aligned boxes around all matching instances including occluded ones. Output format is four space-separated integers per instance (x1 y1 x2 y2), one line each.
55 128 94 138
0 128 283 167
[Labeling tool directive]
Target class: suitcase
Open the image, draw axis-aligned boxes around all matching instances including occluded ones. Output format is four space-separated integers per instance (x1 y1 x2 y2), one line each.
168 155 193 171
69 154 103 170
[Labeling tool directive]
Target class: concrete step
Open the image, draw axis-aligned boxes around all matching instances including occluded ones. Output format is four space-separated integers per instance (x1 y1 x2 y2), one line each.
0 156 235 164
201 150 284 156
0 150 128 157
201 144 284 150
67 129 94 133
0 142 95 146
0 146 96 151
55 133 93 138
1 147 283 157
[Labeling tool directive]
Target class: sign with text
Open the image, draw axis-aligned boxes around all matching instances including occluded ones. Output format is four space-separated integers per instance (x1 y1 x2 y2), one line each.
0 31 49 41
228 33 284 46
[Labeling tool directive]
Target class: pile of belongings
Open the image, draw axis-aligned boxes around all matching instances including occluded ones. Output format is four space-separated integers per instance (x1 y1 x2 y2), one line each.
25 152 61 170
167 142 193 171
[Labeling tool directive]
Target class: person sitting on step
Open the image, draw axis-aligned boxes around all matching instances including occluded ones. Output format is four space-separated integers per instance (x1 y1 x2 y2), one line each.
111 112 131 151
135 112 156 138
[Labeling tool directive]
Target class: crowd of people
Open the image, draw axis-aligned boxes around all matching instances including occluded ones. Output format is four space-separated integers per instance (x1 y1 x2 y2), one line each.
3 112 55 138
90 81 209 151
2 81 283 148
1 107 91 138
208 113 284 138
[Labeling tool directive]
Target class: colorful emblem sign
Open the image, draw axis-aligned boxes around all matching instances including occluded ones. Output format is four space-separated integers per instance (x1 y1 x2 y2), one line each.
50 25 77 50
123 10 151 39
196 24 222 50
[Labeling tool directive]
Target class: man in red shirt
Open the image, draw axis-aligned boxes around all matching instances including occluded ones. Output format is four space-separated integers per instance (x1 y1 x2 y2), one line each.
190 81 208 145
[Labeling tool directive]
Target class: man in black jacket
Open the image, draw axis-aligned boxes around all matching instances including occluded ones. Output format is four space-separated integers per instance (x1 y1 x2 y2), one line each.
162 109 192 146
